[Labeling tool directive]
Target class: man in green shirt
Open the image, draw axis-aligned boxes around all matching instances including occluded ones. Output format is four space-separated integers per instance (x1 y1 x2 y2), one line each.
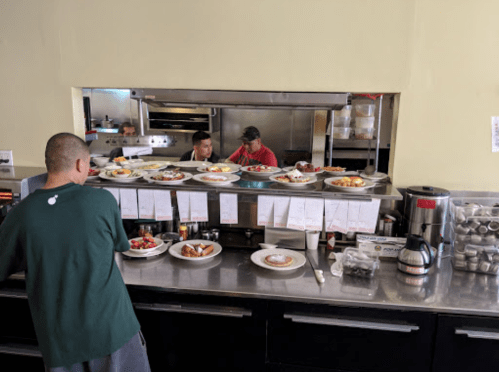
0 133 150 371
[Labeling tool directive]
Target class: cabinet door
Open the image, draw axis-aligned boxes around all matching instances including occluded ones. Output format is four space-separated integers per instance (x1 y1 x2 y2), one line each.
0 293 37 341
134 300 266 372
268 302 435 372
433 314 499 372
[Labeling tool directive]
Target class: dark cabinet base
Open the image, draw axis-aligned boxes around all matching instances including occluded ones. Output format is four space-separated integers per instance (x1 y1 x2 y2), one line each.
433 314 499 372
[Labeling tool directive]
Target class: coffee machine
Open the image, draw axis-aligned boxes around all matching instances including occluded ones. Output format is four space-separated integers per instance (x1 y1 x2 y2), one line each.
402 186 450 256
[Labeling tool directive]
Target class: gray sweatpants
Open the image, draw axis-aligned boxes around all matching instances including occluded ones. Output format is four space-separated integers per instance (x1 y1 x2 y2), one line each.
45 331 151 372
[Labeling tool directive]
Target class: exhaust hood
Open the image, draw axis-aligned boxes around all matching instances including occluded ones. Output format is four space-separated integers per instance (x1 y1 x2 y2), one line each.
130 89 350 110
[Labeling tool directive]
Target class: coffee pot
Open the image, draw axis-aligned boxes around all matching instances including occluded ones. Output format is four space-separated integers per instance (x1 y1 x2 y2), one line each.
397 234 435 275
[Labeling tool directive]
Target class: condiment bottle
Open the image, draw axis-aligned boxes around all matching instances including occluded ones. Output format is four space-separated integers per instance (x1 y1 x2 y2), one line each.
179 225 188 241
138 224 152 237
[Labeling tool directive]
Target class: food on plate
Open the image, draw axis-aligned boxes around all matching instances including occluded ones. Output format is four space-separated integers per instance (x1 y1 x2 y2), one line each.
181 243 214 257
137 163 161 170
112 169 132 176
205 165 232 172
247 165 274 172
152 171 185 181
264 254 294 267
275 169 311 183
130 237 158 250
295 163 321 173
330 176 366 187
113 156 127 163
88 169 100 177
201 175 227 182
322 166 346 172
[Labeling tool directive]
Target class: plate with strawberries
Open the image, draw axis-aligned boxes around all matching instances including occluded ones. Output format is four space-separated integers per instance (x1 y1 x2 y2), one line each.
125 236 165 257
241 165 281 176
87 168 101 180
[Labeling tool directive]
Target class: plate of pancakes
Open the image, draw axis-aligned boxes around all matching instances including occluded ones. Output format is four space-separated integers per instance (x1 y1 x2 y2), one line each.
250 248 306 271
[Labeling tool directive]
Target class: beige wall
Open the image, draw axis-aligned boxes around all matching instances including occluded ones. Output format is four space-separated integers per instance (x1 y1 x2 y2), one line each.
1 0 498 191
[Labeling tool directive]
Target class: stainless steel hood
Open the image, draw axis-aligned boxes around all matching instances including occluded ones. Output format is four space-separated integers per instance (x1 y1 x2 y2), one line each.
130 89 350 110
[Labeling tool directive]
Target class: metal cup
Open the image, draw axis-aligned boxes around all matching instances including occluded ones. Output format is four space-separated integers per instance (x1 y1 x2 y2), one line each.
201 230 212 240
211 229 220 241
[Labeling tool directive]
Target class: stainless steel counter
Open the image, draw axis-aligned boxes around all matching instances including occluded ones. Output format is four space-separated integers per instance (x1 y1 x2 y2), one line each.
113 246 499 318
85 170 402 201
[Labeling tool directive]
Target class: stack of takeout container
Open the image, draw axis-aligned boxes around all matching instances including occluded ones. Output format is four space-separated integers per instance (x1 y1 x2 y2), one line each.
331 105 352 139
353 104 375 140
449 197 499 275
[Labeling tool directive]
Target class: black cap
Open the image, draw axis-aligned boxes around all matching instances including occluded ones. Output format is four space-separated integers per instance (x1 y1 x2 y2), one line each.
239 126 260 142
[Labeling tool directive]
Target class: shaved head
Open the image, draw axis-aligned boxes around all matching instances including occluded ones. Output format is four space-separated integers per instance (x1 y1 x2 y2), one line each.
45 133 89 173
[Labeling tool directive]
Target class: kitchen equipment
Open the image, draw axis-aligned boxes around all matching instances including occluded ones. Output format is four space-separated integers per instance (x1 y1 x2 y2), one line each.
211 228 220 241
101 115 114 128
201 230 212 240
363 164 375 175
397 234 435 275
402 186 450 257
0 167 47 224
264 227 306 250
245 229 254 239
306 250 325 284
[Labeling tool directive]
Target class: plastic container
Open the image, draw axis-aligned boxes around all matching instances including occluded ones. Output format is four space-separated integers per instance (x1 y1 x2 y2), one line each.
333 116 351 127
449 197 499 275
333 127 351 139
354 127 374 140
354 104 375 117
334 105 352 118
341 248 379 278
355 116 375 128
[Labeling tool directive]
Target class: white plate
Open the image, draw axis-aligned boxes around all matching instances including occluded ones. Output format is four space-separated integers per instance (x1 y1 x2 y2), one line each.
114 159 144 167
193 173 240 185
240 165 281 175
196 163 241 174
283 166 324 176
98 170 145 183
130 161 171 172
322 167 347 176
250 248 306 271
144 171 193 185
172 160 212 169
122 241 170 258
359 171 388 181
169 239 222 261
324 177 375 192
269 174 317 187
127 237 164 254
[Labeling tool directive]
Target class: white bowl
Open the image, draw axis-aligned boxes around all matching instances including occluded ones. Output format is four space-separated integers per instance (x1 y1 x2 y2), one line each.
112 169 132 178
93 157 110 167
259 243 278 249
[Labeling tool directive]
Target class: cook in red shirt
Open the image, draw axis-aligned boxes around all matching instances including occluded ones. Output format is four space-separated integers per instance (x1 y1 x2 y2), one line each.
227 126 278 167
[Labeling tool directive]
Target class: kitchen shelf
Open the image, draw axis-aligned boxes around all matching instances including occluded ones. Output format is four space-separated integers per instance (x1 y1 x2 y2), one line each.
85 171 402 201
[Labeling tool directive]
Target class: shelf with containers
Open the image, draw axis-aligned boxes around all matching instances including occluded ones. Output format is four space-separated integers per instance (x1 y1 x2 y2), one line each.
325 95 387 173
